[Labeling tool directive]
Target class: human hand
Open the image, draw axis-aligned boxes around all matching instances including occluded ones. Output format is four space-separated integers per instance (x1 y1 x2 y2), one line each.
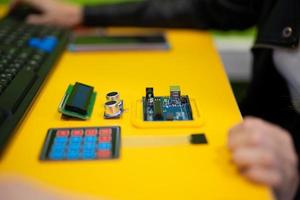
10 0 83 27
228 117 299 200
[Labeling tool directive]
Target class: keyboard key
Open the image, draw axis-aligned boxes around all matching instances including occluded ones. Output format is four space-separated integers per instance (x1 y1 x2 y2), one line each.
0 67 37 113
0 85 5 94
40 36 58 52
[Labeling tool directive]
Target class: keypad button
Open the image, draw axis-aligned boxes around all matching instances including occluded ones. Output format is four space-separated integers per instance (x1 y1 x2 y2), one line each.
83 142 96 150
98 136 112 142
51 146 65 153
85 129 98 136
83 154 96 160
68 142 81 150
50 147 65 160
84 136 97 143
56 130 70 137
98 143 112 150
71 129 84 136
53 137 68 145
99 128 112 136
52 144 66 151
67 150 80 160
70 136 83 144
82 150 96 160
49 152 64 160
97 150 111 158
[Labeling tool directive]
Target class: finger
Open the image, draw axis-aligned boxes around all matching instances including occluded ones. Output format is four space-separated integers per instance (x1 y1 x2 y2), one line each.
228 117 283 151
229 124 295 170
228 125 265 151
228 123 248 149
232 147 277 169
253 120 297 165
242 166 281 187
26 14 52 25
244 117 293 149
228 118 263 149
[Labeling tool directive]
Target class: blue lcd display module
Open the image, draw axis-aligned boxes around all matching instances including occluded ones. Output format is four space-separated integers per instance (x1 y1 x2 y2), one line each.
65 83 93 115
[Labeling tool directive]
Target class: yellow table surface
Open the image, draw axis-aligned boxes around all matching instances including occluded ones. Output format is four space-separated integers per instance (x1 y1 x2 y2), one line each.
0 6 272 200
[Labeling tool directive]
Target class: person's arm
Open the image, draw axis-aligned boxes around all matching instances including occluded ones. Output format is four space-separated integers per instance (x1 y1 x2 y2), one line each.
83 0 260 30
228 117 299 200
10 0 83 27
11 0 259 30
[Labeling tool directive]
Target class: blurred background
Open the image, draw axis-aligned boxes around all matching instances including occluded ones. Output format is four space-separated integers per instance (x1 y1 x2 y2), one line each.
0 0 254 104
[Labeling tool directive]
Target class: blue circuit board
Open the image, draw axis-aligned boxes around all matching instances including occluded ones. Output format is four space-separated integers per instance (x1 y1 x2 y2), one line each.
143 96 193 121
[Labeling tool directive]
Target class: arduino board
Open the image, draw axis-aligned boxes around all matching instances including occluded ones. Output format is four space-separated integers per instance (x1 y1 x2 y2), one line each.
143 86 193 121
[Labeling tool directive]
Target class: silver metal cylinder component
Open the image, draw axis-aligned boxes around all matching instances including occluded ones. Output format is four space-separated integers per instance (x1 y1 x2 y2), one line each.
106 92 120 102
104 100 121 117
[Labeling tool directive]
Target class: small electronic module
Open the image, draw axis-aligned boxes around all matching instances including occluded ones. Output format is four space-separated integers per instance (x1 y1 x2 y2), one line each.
143 86 193 121
59 82 96 120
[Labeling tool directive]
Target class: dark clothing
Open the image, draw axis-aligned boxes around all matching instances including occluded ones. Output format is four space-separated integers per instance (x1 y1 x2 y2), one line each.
244 48 300 151
83 0 299 47
83 0 300 197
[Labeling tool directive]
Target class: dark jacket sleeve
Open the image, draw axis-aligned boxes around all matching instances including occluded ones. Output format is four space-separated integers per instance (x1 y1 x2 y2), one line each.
83 0 260 30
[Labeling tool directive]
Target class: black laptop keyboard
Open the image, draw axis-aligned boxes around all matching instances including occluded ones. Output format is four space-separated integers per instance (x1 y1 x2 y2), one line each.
0 18 70 154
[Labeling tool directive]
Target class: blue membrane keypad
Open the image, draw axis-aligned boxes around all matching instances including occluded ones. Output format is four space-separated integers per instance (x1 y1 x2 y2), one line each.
40 127 121 161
